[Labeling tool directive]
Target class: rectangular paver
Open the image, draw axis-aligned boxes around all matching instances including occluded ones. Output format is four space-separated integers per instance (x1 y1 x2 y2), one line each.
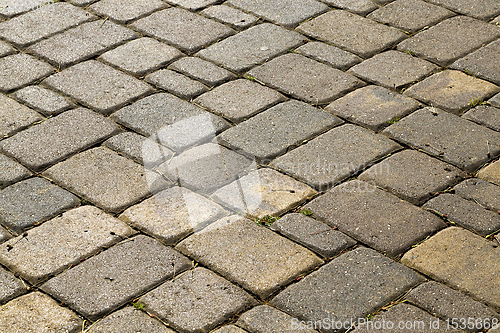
0 93 43 138
0 153 31 189
87 307 174 333
455 178 500 213
12 85 74 116
451 39 500 86
0 53 53 92
88 0 167 24
168 57 236 86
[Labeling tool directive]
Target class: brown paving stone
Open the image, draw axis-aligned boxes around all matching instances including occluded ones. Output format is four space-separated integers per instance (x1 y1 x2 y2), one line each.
478 160 500 186
0 53 53 92
89 0 167 24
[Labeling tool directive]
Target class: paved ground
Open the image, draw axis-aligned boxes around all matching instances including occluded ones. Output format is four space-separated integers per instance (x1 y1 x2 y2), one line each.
0 0 500 332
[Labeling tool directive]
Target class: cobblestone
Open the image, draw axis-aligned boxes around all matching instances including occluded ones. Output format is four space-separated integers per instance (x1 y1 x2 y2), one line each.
168 57 236 86
0 53 53 92
295 42 362 70
88 0 167 24
323 0 378 15
454 178 500 212
0 41 15 57
425 0 500 20
201 5 258 30
0 154 31 189
145 69 208 99
0 93 43 138
0 267 25 303
12 86 74 116
463 105 500 132
451 39 500 86
478 159 500 186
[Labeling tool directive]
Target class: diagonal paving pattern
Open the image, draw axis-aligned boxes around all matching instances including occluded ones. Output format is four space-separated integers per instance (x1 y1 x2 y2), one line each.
0 0 500 332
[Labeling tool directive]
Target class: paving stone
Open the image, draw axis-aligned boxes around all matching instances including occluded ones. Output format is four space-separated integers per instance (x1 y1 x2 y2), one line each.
401 227 500 311
176 216 323 298
463 105 500 132
0 177 80 233
196 23 305 73
478 160 500 186
0 40 14 57
0 53 53 92
0 205 134 284
89 0 167 24
111 93 230 151
87 306 174 333
271 247 424 333
28 20 138 68
42 60 153 114
0 226 11 243
211 168 317 217
322 0 378 15
491 93 500 108
0 267 25 303
367 0 455 33
120 187 227 245
212 325 247 333
226 0 328 28
132 8 234 53
451 39 500 86
165 0 219 10
270 124 402 190
295 42 362 70
43 147 165 213
493 16 500 25
217 100 342 160
426 0 500 20
98 38 183 76
146 70 208 100
201 5 258 30
406 281 500 332
359 150 465 205
0 93 42 138
194 79 285 123
270 213 356 258
12 85 74 116
168 57 236 86
454 178 500 213
41 235 191 320
0 154 31 189
383 107 500 172
325 85 420 131
0 2 94 47
297 10 407 58
0 108 121 171
66 0 97 6
0 292 82 333
0 0 56 18
248 54 363 104
349 51 438 89
397 16 500 66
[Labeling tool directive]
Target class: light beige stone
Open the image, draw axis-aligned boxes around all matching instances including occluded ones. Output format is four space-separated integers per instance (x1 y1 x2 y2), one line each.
478 160 500 186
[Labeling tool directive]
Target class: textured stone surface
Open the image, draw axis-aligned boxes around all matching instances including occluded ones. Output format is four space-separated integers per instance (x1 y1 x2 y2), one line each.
89 0 167 24
455 178 500 212
168 57 236 86
41 235 191 320
165 0 219 10
0 0 54 17
201 5 258 30
451 39 500 85
212 325 247 333
12 85 74 116
176 216 323 298
295 41 362 70
426 0 500 20
383 107 500 172
0 53 53 92
323 0 378 15
0 267 25 303
0 94 42 138
491 93 500 108
237 305 319 333
0 41 15 57
463 105 500 132
0 226 12 243
0 154 31 189
145 69 209 100
478 160 500 186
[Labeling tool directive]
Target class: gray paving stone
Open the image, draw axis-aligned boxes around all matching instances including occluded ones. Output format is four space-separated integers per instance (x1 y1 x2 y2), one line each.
383 107 500 172
491 93 500 108
297 10 407 58
194 79 285 123
201 5 258 30
0 2 94 47
165 0 219 10
12 85 74 116
295 42 362 70
89 0 167 24
325 85 420 131
66 0 98 6
43 147 165 213
132 8 234 53
237 305 319 333
451 39 500 86
367 0 455 33
0 40 14 57
271 247 424 333
454 178 500 213
41 235 191 320
270 213 356 258
211 168 317 218
176 216 323 299
226 0 328 28
120 187 227 245
112 93 230 151
397 16 500 66
270 124 402 190
463 105 500 132
212 325 247 333
0 0 56 17
98 38 183 76
0 53 53 92
0 154 31 189
0 93 42 138
196 23 305 73
0 267 25 303
0 108 121 171
322 0 378 15
349 50 438 89
0 226 11 243
248 53 363 104
478 159 500 187
359 150 465 205
217 100 342 160
401 227 500 311
28 20 138 68
426 0 500 20
43 60 153 114
0 292 82 333
145 69 208 100
168 57 236 86
0 205 134 284
0 177 80 233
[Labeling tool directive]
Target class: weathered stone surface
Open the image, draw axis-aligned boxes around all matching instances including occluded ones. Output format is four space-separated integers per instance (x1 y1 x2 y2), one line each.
41 235 191 320
451 39 500 85
0 41 14 57
168 57 236 86
43 60 153 114
0 177 80 233
326 85 420 131
491 93 500 108
248 53 363 104
0 226 11 243
426 0 500 20
165 0 219 10
176 216 323 298
0 0 54 17
463 105 500 132
12 85 74 116
0 53 53 92
212 325 247 333
99 38 183 76
237 305 319 333
145 69 208 99
401 227 500 311
0 267 25 303
383 107 500 172
89 0 167 24
295 41 362 70
196 23 305 72
322 0 378 15
201 5 258 30
132 8 234 53
359 150 465 205
478 160 500 186
0 108 121 171
297 10 407 58
270 124 402 190
0 94 42 138
454 178 500 212
0 154 31 189
271 247 424 333
217 100 342 160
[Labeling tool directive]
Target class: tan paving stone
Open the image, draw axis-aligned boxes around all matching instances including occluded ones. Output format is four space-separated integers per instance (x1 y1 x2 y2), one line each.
478 160 500 186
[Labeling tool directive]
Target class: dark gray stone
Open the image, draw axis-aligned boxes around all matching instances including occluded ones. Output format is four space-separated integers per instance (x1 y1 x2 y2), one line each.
201 5 258 30
0 53 53 92
426 0 500 20
88 0 167 24
168 57 236 87
463 105 500 132
165 0 219 10
295 42 362 70
454 178 500 212
12 85 74 116
0 93 42 138
451 39 500 85
145 69 208 100
0 154 31 189
0 41 15 57
322 0 378 15
0 267 25 303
